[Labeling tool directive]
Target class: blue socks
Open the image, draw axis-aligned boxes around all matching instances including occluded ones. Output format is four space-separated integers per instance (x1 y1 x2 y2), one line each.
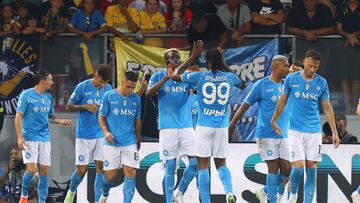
217 165 233 194
277 174 287 195
38 176 49 203
304 168 316 203
69 171 84 193
123 177 136 203
198 169 210 203
178 158 198 193
94 173 104 201
21 172 34 197
290 166 304 195
164 159 176 203
267 173 278 203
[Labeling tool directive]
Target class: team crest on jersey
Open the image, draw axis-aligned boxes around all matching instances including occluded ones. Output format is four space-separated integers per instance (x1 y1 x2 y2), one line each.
271 95 278 102
278 86 283 93
87 99 93 104
113 108 120 115
305 84 310 90
316 86 321 91
164 86 170 93
123 100 127 106
294 91 301 98
33 107 39 112
133 102 137 106
42 98 46 104
96 91 99 97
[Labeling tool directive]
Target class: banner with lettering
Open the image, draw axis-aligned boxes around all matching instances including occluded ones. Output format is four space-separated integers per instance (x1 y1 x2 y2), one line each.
0 34 40 115
115 39 278 141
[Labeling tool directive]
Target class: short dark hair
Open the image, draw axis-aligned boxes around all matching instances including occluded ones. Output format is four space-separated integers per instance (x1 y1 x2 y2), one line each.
145 0 159 5
96 64 111 81
292 60 304 68
34 70 51 85
305 49 320 61
125 71 138 82
191 14 203 26
335 113 347 124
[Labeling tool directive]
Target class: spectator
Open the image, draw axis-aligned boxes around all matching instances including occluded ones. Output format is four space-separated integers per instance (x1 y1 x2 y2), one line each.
68 0 108 42
41 0 69 40
130 0 168 13
187 14 228 49
163 0 192 32
16 3 45 35
187 0 217 15
322 121 333 143
139 0 167 34
39 0 77 19
335 114 358 143
0 147 37 203
0 4 21 37
248 0 287 34
105 0 139 34
289 60 304 73
287 0 335 41
216 0 251 44
336 0 360 113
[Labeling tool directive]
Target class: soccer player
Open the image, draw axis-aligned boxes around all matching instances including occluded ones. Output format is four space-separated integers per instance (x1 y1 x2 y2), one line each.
64 64 112 203
352 97 360 202
172 40 243 203
229 55 291 203
15 71 71 203
146 49 198 203
98 71 142 203
271 49 340 203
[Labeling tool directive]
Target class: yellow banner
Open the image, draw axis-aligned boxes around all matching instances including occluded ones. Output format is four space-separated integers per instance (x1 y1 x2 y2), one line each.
114 39 190 89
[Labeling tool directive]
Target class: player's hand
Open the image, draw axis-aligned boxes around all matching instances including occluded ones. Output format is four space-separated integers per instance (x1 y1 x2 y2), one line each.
84 104 98 113
346 34 359 47
304 31 317 41
332 132 340 149
271 120 282 136
105 132 114 144
17 137 26 150
191 40 203 58
61 119 72 125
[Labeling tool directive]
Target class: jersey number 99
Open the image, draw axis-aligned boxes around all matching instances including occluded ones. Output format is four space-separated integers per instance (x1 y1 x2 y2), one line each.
202 82 230 105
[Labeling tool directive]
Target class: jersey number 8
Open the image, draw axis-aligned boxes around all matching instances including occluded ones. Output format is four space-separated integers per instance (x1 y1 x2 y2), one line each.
202 82 230 105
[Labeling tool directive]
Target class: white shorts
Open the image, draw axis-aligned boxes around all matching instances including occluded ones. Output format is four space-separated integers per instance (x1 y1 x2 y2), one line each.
159 128 195 160
102 144 139 170
75 138 104 165
22 141 51 166
288 129 322 162
256 138 289 161
195 126 228 158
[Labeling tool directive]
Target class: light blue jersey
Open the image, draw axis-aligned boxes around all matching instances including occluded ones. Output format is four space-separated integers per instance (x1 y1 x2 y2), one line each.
283 71 329 133
99 90 141 147
190 94 199 129
182 71 242 128
68 79 112 139
148 70 192 129
16 88 55 142
245 76 289 139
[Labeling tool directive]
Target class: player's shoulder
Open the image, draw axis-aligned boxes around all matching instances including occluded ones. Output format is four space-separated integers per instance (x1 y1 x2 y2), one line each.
44 91 53 99
152 70 166 78
76 79 90 88
104 83 112 91
104 89 117 97
129 93 141 101
314 74 327 84
21 87 34 96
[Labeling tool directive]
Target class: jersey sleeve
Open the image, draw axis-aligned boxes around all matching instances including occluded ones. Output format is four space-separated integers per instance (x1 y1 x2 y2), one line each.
244 80 261 105
283 75 292 95
49 94 55 116
68 83 83 104
135 95 141 119
229 73 242 88
16 91 28 113
181 72 202 87
99 92 110 117
148 72 163 88
320 79 330 101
